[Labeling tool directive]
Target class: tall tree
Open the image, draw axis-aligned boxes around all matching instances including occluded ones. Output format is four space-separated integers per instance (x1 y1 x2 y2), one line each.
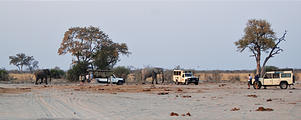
58 26 130 70
93 39 129 69
235 19 286 77
9 53 34 71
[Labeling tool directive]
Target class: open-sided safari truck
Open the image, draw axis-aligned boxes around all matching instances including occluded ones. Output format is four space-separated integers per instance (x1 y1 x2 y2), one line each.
252 69 295 89
173 70 199 85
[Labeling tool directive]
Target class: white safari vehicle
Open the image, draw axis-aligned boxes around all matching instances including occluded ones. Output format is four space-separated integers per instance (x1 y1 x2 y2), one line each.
173 70 199 85
252 69 295 89
95 74 125 85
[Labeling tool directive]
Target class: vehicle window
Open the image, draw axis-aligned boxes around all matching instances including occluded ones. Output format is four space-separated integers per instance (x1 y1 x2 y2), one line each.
281 73 291 78
264 74 272 79
174 71 180 75
273 73 280 78
185 74 192 77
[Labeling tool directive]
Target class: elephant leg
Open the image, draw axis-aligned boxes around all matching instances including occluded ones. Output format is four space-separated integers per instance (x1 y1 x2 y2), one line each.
35 78 38 85
40 78 43 84
45 77 48 85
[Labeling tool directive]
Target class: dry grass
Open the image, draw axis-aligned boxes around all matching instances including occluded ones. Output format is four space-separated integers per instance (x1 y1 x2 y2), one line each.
9 73 35 83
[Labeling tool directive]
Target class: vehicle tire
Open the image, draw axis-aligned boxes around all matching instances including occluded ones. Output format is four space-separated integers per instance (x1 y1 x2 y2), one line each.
263 86 267 89
280 82 288 89
175 80 178 85
185 80 188 85
117 81 123 85
253 81 262 89
194 82 198 85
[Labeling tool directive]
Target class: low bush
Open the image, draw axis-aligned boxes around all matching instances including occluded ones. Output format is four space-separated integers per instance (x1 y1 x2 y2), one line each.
0 68 9 81
50 68 65 79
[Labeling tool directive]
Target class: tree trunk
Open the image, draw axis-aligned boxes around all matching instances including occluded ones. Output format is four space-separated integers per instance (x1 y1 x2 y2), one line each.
256 51 261 76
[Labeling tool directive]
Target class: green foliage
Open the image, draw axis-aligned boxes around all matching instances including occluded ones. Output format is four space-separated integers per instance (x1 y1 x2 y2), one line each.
113 66 131 80
93 41 130 70
58 26 130 70
0 68 9 81
50 67 65 79
66 62 89 81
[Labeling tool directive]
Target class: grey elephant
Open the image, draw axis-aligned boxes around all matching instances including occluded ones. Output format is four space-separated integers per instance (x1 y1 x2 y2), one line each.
34 69 51 85
141 67 164 84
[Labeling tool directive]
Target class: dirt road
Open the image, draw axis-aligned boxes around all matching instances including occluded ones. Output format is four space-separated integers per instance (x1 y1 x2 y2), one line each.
0 83 300 120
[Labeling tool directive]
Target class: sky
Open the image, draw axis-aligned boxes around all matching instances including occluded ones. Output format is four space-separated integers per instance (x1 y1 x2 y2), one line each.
0 0 300 70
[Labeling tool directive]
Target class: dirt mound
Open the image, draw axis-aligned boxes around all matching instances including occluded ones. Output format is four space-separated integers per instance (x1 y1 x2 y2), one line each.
247 94 257 98
256 107 273 111
170 112 179 116
231 107 240 111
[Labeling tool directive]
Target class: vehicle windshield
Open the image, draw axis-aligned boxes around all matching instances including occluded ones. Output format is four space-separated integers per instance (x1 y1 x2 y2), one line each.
185 73 192 77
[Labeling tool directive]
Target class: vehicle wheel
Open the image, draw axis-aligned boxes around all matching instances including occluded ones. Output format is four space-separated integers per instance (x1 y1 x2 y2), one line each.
175 80 179 85
185 80 188 85
263 86 267 89
194 82 198 85
253 81 262 89
117 81 123 85
280 82 288 89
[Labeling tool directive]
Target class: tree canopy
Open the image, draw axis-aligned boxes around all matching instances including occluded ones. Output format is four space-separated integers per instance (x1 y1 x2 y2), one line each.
58 26 130 77
235 19 286 76
9 53 38 72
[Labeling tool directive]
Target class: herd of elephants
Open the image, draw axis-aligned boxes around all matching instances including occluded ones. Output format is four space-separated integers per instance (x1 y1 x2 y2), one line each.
34 68 165 85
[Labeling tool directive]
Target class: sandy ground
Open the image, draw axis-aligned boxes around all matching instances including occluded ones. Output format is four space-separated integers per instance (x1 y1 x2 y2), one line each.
0 82 300 120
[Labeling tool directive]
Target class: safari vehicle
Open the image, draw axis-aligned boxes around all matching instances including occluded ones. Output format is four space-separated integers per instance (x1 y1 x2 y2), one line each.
252 69 295 89
173 70 199 85
95 74 124 85
90 70 125 85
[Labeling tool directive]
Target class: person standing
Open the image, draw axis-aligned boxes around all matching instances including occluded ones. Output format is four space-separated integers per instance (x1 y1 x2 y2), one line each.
248 74 252 89
86 74 90 83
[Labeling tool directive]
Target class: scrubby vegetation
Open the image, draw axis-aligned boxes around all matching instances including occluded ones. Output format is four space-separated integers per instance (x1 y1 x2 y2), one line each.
113 66 130 80
0 68 9 81
66 62 89 82
50 67 65 79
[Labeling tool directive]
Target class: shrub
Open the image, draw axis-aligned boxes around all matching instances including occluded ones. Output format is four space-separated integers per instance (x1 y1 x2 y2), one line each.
50 67 65 79
66 62 89 82
0 68 9 81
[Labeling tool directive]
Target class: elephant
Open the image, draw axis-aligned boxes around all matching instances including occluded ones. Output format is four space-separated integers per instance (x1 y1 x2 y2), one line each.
34 69 51 85
141 67 164 84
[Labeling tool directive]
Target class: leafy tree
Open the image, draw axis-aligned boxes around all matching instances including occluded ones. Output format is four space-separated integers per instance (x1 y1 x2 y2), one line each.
93 40 129 70
58 26 106 64
113 66 131 80
58 26 130 71
9 53 34 71
235 19 286 77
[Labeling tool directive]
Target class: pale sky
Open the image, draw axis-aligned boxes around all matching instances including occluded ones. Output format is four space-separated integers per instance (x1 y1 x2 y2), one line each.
0 0 300 70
